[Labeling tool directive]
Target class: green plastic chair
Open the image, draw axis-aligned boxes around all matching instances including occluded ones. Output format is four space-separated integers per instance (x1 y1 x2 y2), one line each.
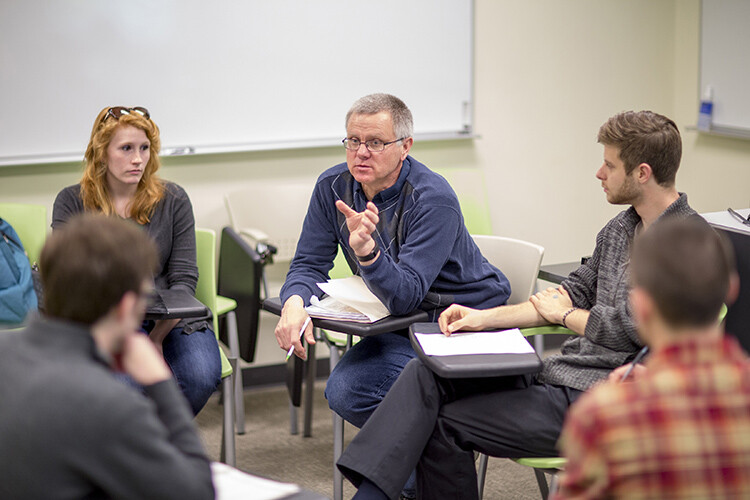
512 327 569 500
465 236 548 499
512 456 567 499
0 203 47 266
474 325 570 500
195 228 241 465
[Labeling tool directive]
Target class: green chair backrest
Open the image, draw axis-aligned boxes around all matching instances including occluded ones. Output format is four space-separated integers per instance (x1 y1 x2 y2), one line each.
329 247 353 280
0 203 47 266
195 228 220 334
195 228 234 379
432 168 492 235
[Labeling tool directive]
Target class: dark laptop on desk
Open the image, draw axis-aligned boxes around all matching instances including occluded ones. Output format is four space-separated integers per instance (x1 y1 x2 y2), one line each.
409 322 542 379
145 289 209 320
30 276 208 321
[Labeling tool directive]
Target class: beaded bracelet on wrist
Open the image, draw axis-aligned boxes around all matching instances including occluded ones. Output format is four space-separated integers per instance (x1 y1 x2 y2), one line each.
561 307 578 328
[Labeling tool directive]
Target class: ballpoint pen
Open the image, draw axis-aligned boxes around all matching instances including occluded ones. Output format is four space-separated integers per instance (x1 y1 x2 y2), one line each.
286 316 311 361
620 345 649 382
727 208 750 226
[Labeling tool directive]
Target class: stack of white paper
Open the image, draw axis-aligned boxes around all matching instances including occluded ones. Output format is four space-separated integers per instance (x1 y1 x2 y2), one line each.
306 276 389 323
414 328 535 356
306 295 370 322
210 462 301 500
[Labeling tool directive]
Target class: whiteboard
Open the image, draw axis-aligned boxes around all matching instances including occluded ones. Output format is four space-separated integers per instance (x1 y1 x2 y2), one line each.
700 0 750 134
0 0 473 166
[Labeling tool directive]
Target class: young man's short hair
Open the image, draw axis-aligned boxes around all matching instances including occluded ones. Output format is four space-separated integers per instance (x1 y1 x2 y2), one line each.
630 217 735 328
41 213 158 325
598 110 681 186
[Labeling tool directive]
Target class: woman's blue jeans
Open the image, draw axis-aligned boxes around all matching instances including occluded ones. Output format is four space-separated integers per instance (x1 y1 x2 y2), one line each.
162 326 222 415
120 323 222 415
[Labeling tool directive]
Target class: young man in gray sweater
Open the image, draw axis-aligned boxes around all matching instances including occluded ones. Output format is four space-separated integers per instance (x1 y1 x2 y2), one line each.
337 110 697 500
0 214 214 500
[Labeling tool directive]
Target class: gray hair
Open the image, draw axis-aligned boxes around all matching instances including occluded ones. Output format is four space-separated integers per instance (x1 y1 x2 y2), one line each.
345 93 414 139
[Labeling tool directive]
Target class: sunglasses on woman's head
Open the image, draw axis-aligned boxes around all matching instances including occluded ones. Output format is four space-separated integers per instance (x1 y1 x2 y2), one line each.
102 106 150 123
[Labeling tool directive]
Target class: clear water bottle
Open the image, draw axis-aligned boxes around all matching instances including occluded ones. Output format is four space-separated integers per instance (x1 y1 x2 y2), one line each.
698 85 713 131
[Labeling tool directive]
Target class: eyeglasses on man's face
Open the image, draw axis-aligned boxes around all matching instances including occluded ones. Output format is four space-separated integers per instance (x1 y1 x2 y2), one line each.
102 106 151 124
342 137 405 153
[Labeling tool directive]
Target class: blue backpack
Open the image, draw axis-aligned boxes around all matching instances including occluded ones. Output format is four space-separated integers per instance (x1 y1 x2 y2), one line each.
0 218 38 325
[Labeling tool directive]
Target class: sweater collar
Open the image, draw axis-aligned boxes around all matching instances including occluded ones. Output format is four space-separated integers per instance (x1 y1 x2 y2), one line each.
622 192 691 231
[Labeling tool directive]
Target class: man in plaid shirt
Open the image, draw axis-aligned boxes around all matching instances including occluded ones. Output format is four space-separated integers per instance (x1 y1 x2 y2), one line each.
556 217 750 499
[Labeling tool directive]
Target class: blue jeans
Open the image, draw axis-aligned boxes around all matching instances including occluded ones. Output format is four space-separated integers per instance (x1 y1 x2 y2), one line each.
162 326 222 415
325 332 418 497
127 322 221 415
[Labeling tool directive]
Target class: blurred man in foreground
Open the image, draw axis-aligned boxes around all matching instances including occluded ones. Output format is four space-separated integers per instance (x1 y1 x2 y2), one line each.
0 213 214 499
556 217 749 499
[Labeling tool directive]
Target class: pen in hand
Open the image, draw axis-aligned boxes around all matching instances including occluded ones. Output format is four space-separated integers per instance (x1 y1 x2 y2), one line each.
620 345 649 382
286 316 311 361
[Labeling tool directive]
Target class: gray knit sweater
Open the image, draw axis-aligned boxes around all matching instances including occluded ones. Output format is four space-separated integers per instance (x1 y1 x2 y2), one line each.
52 182 210 333
537 193 696 391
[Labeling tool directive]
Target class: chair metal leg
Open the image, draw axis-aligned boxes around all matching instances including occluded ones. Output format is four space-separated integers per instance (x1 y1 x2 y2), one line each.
533 468 550 500
289 401 299 435
548 472 559 497
476 453 489 499
333 411 344 500
303 339 316 437
534 334 545 355
329 344 340 371
225 311 245 435
287 353 304 436
327 331 346 500
220 362 236 467
261 268 270 302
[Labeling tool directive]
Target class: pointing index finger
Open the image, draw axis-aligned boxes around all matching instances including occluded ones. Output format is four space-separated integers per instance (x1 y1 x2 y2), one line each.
335 200 357 217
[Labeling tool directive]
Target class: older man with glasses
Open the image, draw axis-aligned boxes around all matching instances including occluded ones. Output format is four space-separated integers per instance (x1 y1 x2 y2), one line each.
274 93 510 498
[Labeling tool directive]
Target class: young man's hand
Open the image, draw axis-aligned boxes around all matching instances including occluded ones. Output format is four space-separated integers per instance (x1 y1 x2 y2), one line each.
530 286 573 324
438 304 487 335
120 333 172 386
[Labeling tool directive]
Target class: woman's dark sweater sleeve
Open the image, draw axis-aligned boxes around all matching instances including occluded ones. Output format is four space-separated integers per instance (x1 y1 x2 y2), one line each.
51 185 85 231
161 187 198 294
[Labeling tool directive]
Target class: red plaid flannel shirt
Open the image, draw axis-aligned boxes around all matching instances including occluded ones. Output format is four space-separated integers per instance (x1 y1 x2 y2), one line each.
555 336 750 499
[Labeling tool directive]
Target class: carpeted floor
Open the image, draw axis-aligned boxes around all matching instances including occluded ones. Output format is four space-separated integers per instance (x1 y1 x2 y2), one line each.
196 381 549 499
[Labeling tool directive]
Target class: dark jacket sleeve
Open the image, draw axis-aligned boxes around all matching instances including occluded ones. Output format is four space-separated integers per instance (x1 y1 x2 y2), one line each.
280 180 341 305
51 185 85 231
87 379 215 499
161 184 199 294
358 201 462 315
